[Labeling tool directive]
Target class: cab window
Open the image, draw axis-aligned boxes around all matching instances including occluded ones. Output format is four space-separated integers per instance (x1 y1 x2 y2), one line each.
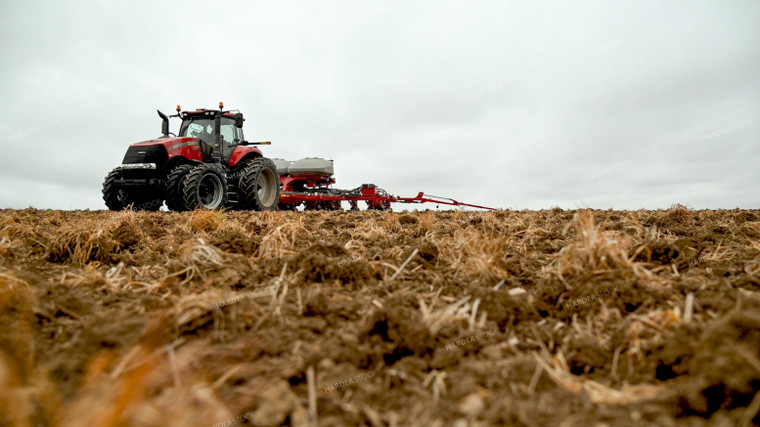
220 118 238 144
181 119 212 147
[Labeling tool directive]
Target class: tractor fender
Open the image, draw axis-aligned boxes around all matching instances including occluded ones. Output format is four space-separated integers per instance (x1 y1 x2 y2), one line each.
228 146 263 168
163 156 202 174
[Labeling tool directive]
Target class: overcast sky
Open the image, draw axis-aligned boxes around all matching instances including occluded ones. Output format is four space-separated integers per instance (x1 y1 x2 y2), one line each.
1 0 758 210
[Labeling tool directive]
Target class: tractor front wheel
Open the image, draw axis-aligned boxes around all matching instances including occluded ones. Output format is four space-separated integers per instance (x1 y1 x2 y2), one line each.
165 164 194 211
182 164 228 210
238 158 280 211
102 168 127 211
103 169 161 211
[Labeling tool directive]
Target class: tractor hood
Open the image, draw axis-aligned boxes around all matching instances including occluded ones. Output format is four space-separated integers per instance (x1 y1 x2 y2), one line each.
122 137 203 167
129 136 204 159
130 136 198 148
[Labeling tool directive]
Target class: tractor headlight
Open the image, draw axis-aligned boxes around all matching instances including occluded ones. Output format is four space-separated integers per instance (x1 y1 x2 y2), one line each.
119 163 157 170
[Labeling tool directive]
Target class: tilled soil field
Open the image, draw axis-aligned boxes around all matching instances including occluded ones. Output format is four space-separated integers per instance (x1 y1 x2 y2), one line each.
1 207 759 426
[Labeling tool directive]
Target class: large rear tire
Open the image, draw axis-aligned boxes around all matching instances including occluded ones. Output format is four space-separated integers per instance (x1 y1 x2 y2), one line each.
103 168 127 211
165 164 194 212
238 158 280 211
181 164 228 210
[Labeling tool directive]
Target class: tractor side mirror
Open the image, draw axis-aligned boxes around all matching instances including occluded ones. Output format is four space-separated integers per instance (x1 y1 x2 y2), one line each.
235 113 244 128
157 110 169 136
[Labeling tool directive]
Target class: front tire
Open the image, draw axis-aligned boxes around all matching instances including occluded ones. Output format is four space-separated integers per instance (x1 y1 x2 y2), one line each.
103 168 127 211
181 164 228 210
165 164 194 211
103 168 163 211
238 158 280 211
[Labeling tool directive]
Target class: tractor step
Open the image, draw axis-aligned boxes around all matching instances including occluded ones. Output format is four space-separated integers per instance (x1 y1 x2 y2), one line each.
226 181 239 207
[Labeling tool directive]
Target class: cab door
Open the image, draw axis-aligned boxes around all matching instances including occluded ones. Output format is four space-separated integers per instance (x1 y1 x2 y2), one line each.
220 118 241 164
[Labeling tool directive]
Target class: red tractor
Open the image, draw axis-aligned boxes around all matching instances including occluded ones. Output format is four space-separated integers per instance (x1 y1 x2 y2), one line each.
103 103 280 211
104 103 497 212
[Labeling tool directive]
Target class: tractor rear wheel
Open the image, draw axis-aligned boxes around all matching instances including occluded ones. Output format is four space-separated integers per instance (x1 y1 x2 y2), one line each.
165 164 194 211
181 164 228 210
238 158 280 211
103 168 127 211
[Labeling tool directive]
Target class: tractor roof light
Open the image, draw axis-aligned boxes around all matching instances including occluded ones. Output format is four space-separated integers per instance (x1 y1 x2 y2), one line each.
176 105 181 112
219 101 224 110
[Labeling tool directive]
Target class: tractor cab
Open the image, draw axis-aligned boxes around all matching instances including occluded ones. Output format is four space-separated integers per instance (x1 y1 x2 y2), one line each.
175 107 244 163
